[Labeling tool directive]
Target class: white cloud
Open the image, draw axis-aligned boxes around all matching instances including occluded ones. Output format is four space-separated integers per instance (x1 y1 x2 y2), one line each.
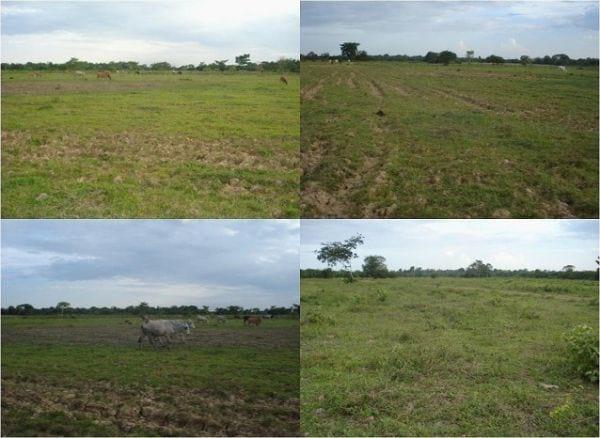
1 5 40 16
222 227 239 237
500 37 528 55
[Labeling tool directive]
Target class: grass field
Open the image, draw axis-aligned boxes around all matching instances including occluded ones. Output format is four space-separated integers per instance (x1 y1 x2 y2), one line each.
300 62 599 218
1 315 299 436
300 277 598 436
2 71 299 218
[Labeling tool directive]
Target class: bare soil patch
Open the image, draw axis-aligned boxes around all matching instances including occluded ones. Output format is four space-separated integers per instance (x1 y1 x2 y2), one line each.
430 88 504 112
301 78 326 101
2 378 299 436
1 323 299 349
346 72 356 89
366 80 385 98
2 80 162 95
2 131 298 173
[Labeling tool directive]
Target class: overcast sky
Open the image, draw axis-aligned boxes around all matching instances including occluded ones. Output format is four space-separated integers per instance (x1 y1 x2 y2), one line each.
301 1 599 58
1 220 299 309
301 220 599 271
1 0 299 65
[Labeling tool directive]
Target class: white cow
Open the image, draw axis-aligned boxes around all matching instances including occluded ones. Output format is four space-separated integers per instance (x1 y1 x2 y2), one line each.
75 70 85 76
138 317 194 348
558 66 567 72
216 315 227 324
196 315 209 324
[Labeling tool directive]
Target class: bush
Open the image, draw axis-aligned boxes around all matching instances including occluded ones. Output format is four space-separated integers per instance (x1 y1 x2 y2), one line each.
376 288 387 303
563 325 599 382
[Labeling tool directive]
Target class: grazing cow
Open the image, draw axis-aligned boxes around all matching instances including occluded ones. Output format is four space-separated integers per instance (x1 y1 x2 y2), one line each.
216 315 227 324
75 70 85 76
29 72 42 78
96 71 112 80
558 66 567 72
244 315 262 327
329 59 333 64
138 316 193 348
262 314 273 319
196 315 209 324
280 76 288 85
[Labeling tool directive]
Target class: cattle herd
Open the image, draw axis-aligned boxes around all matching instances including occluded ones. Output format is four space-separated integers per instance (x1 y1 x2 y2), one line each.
137 314 272 348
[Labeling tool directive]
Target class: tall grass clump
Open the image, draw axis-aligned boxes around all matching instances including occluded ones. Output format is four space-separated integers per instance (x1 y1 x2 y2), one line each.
563 325 599 382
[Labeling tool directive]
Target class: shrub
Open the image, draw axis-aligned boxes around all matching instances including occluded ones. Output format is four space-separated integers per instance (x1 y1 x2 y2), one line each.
302 309 335 326
563 325 599 382
376 288 387 303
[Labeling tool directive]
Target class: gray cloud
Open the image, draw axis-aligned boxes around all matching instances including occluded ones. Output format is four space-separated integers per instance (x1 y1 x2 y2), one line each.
301 1 598 58
2 220 299 308
1 0 299 64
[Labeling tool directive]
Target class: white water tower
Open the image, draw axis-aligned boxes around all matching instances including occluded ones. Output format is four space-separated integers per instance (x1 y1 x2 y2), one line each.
466 50 474 62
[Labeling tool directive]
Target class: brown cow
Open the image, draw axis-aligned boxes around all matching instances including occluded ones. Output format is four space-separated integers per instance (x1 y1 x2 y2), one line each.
96 71 112 80
280 76 288 85
244 315 262 327
29 72 42 78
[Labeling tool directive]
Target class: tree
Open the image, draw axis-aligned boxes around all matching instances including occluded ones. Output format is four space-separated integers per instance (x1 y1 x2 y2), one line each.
137 301 150 314
150 61 171 70
362 255 388 278
340 42 360 60
212 60 228 72
520 55 531 65
437 50 457 65
356 50 368 61
195 62 206 71
486 55 505 64
315 234 365 282
16 304 34 315
56 301 71 316
464 260 493 277
424 51 439 63
552 54 570 66
304 51 318 60
562 265 575 272
235 53 251 69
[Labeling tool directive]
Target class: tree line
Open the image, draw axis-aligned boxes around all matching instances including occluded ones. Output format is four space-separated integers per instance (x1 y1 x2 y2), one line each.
302 258 598 281
1 55 300 73
301 42 599 66
309 234 599 281
1 302 300 316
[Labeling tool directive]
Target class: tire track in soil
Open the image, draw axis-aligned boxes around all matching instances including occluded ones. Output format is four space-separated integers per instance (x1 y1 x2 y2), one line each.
301 74 332 101
304 68 397 218
429 88 505 112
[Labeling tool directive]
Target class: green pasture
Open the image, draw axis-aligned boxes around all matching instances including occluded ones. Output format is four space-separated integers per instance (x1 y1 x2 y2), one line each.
300 277 599 436
2 70 299 218
301 62 599 218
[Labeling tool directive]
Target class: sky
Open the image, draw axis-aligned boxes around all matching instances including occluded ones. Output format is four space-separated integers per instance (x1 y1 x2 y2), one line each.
1 220 300 309
301 1 599 58
1 0 299 65
301 220 599 271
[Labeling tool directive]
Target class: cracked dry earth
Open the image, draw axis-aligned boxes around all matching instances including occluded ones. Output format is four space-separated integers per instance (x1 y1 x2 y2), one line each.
2 378 299 436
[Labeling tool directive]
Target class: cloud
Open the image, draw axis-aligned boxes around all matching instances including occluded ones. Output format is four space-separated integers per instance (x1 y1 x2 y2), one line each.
301 1 598 58
300 219 599 271
1 0 299 64
2 220 299 308
1 5 40 16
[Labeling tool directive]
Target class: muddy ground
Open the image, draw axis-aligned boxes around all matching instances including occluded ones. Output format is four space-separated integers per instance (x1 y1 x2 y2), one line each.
1 322 299 349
